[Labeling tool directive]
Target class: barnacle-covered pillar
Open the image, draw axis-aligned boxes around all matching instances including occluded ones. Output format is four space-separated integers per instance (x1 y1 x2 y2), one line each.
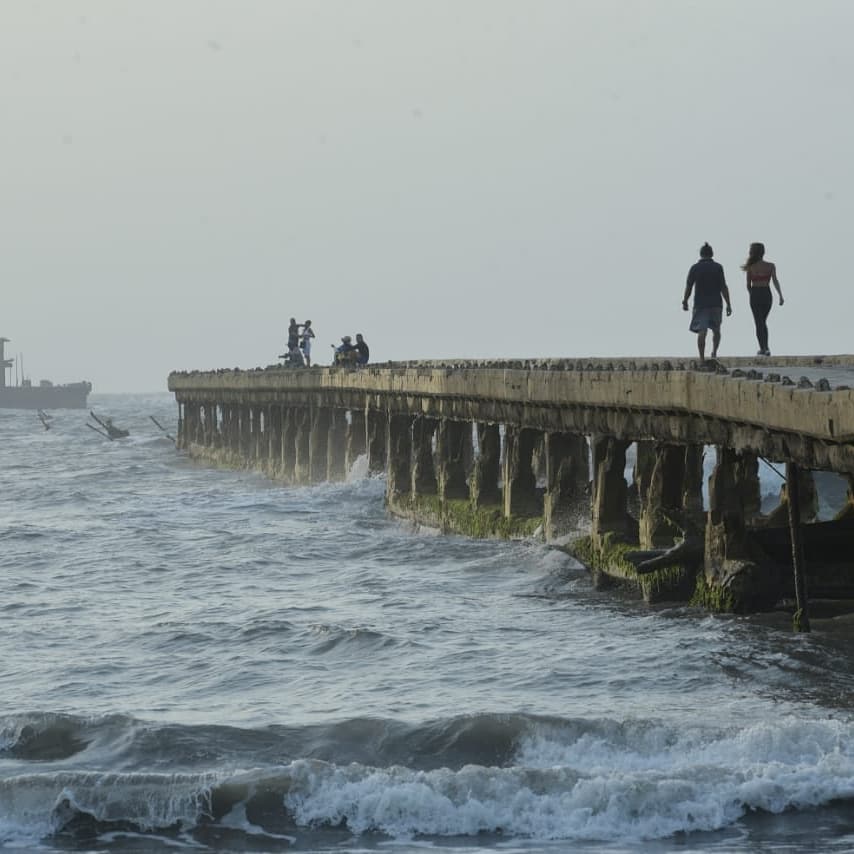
437 420 471 501
503 426 541 518
345 410 367 473
327 408 348 482
543 432 589 541
591 436 632 543
293 407 311 483
639 444 693 549
470 423 501 508
704 447 775 611
386 413 413 503
411 416 438 495
280 405 297 482
367 407 387 476
309 405 331 483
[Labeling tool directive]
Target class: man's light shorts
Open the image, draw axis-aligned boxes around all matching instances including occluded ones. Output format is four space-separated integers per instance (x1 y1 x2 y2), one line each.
689 306 722 333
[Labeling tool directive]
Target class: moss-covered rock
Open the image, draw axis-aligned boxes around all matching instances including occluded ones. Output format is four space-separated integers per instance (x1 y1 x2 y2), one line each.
567 533 695 604
391 493 543 540
690 572 736 613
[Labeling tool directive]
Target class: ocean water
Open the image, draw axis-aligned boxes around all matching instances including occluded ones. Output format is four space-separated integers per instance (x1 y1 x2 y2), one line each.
2 393 854 852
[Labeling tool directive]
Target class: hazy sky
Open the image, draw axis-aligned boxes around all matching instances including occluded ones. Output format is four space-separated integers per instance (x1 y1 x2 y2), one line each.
2 1 852 392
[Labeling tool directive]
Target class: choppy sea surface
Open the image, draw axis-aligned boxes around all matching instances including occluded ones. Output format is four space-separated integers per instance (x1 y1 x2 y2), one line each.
2 393 854 852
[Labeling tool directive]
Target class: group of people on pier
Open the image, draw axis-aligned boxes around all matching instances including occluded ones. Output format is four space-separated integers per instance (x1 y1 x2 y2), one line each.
279 318 369 368
682 241 784 361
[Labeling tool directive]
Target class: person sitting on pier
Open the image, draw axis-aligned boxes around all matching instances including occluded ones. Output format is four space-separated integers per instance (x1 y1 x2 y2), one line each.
286 344 305 368
332 336 358 367
355 333 369 366
682 242 732 362
287 317 301 352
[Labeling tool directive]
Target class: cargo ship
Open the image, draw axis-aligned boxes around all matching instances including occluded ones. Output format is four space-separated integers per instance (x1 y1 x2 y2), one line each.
0 336 92 410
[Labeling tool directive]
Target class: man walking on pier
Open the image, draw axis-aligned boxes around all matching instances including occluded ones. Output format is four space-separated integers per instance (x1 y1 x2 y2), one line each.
682 242 732 361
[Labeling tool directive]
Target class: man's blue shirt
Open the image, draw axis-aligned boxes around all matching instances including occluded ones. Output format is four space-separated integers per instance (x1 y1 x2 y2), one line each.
687 258 727 309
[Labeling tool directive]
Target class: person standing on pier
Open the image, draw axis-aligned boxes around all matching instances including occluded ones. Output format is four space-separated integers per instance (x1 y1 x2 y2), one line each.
682 242 732 361
287 318 301 351
301 320 316 367
742 242 784 356
355 333 369 366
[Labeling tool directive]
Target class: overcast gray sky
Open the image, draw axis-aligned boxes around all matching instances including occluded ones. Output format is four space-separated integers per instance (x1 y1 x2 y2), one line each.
2 1 852 392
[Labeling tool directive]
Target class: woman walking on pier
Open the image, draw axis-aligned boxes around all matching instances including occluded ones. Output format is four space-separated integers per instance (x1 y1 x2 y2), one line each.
742 242 784 356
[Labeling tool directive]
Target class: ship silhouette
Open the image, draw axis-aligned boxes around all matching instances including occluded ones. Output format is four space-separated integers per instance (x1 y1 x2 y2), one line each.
0 336 92 410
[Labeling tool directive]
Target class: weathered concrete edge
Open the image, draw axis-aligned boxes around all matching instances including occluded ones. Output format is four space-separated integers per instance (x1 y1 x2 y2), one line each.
169 366 854 443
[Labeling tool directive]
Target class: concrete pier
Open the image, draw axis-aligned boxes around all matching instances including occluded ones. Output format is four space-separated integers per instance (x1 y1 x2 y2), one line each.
170 357 854 617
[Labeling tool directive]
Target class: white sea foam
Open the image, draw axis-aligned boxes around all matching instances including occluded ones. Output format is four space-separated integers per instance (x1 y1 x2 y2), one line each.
0 771 216 847
347 453 370 482
282 715 854 842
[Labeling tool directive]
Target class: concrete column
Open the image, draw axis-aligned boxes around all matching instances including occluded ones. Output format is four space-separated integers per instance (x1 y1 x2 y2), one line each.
309 406 331 483
260 407 271 462
639 444 688 549
202 404 214 446
293 407 311 483
591 435 632 542
252 406 264 461
834 476 854 520
345 409 367 473
184 403 196 447
437 419 470 500
280 406 297 482
543 432 589 541
386 413 413 502
631 441 657 519
741 452 762 522
682 444 706 528
239 406 252 460
411 416 438 495
179 402 192 447
228 406 241 454
327 408 348 482
266 405 280 466
367 407 387 475
176 402 184 448
764 468 818 526
470 423 501 507
503 426 541 517
704 447 766 596
212 404 222 447
221 406 231 452
189 403 203 445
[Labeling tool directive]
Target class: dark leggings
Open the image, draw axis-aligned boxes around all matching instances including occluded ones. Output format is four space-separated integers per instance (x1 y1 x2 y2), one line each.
750 287 773 352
